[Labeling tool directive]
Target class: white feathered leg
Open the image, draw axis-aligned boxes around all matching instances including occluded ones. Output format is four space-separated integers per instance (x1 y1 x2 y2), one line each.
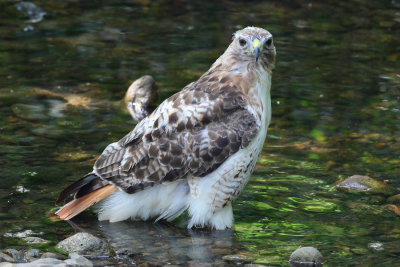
187 202 233 230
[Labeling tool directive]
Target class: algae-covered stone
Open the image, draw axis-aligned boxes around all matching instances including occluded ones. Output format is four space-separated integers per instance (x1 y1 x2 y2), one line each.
335 175 393 195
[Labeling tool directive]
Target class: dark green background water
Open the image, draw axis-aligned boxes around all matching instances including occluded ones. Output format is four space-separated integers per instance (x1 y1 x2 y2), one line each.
0 0 399 266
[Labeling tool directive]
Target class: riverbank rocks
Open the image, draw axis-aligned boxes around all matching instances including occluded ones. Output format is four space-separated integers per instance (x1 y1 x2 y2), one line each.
0 252 93 266
335 175 393 194
289 246 323 267
56 232 113 257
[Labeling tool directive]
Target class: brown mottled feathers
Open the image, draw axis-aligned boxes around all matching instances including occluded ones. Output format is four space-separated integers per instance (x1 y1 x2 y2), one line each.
93 68 260 194
56 67 260 209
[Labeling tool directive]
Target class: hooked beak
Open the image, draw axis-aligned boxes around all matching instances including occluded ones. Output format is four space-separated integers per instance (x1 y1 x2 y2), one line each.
252 40 261 62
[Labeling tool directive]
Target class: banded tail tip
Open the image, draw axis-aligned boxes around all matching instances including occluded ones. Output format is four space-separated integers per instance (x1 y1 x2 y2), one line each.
55 185 117 220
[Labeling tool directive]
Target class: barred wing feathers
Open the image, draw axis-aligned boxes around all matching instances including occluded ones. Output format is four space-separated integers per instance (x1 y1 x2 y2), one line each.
95 69 260 194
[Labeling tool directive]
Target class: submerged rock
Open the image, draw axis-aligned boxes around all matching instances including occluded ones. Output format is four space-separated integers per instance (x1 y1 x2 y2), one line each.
15 1 46 23
11 104 48 121
222 254 254 263
387 194 400 204
385 204 400 216
124 75 158 122
335 175 393 194
368 242 384 252
289 246 323 267
56 232 113 257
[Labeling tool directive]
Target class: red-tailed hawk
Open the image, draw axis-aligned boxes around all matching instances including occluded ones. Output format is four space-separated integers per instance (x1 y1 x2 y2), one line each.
56 26 276 230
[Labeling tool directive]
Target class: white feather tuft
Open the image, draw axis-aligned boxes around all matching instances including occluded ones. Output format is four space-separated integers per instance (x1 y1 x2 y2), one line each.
97 180 189 223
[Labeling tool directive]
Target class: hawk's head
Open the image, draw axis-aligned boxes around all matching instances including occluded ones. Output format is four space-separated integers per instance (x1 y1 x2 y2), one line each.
230 26 276 71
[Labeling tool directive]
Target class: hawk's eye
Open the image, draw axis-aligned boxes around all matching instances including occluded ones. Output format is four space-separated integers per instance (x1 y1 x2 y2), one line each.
239 38 247 46
264 38 273 48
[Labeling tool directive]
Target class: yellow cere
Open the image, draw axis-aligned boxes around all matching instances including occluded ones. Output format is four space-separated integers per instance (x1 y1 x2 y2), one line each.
252 40 261 51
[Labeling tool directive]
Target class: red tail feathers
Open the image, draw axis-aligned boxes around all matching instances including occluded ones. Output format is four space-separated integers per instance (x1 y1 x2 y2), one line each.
55 185 117 220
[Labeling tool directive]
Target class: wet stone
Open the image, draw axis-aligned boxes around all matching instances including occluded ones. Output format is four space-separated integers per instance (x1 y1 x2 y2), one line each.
368 242 384 252
5 249 23 263
56 232 113 256
0 252 15 263
289 246 323 267
23 237 49 244
351 247 368 255
41 252 65 260
222 254 254 263
21 258 67 266
64 253 93 267
3 230 41 238
0 263 14 267
335 175 393 195
14 1 46 23
25 249 41 262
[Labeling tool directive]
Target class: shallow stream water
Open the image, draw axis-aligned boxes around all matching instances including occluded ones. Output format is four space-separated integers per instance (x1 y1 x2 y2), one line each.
0 0 399 266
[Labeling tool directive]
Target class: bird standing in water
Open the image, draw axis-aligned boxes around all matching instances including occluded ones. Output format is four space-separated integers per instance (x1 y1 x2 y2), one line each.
56 26 276 230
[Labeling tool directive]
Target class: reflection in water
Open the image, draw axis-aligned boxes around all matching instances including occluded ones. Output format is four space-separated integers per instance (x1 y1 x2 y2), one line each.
68 215 237 266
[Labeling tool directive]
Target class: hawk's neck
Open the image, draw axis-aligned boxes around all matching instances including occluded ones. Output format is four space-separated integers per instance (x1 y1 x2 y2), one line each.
208 56 272 124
